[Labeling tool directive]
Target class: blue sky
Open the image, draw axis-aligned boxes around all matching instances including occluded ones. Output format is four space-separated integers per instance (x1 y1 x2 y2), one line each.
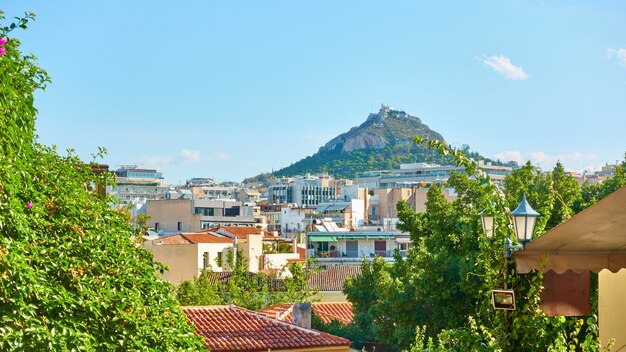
3 1 625 184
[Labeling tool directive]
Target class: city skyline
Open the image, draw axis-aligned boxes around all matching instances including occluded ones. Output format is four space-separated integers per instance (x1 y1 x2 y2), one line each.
4 1 625 183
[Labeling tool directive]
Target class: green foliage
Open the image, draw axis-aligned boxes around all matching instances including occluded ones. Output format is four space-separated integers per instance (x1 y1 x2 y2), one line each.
340 136 612 351
0 13 204 350
274 143 498 180
263 241 292 254
175 256 315 310
273 109 502 180
575 156 626 212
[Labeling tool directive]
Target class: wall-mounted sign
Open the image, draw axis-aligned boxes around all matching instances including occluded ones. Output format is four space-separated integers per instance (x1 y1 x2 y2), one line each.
492 289 515 310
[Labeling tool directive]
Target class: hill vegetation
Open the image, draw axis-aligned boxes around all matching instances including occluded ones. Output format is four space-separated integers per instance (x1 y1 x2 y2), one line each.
274 105 494 179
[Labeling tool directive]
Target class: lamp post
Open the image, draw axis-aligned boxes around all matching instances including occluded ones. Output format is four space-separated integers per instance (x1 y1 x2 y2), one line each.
480 194 539 346
480 194 539 289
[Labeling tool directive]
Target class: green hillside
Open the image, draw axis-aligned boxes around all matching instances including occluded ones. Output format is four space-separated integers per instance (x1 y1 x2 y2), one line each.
274 106 488 179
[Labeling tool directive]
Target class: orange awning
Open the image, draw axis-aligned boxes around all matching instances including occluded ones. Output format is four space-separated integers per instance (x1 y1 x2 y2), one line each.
515 186 626 274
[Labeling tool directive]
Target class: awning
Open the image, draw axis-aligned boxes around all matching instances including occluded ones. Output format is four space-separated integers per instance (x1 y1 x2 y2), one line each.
307 232 397 241
315 204 330 212
326 203 350 211
308 235 338 242
515 186 626 274
395 237 412 243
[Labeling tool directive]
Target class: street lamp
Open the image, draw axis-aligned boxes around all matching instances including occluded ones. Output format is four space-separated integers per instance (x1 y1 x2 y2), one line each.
480 194 540 315
510 194 540 246
480 194 540 258
478 209 495 243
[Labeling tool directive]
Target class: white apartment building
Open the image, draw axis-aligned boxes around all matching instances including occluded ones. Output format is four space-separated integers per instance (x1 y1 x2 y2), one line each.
355 161 512 189
111 166 168 205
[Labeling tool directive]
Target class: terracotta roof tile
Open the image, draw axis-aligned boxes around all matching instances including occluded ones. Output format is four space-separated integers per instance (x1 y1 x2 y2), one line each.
206 272 285 291
312 302 354 325
307 266 362 291
255 303 294 321
184 305 351 351
151 234 193 245
256 303 353 325
181 233 233 244
151 232 233 245
217 226 274 239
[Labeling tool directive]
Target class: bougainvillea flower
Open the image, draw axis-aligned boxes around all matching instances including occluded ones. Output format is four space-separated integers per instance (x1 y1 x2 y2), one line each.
0 37 6 46
0 48 6 56
26 201 33 210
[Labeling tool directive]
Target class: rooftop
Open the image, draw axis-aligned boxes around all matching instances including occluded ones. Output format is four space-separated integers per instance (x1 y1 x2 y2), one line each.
307 265 362 292
183 305 351 351
150 232 233 245
256 302 354 325
216 226 276 240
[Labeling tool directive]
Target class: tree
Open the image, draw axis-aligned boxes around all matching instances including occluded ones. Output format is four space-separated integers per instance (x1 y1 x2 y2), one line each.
0 13 204 350
175 254 316 310
341 136 607 351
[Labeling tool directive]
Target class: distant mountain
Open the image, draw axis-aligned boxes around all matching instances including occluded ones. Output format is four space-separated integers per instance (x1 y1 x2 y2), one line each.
273 105 489 179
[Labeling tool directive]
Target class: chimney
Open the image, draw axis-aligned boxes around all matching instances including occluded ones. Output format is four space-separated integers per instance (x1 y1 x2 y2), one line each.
292 302 311 329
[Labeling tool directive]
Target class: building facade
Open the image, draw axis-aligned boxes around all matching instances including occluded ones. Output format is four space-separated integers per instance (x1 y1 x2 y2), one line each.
111 166 168 205
145 198 258 234
355 160 512 189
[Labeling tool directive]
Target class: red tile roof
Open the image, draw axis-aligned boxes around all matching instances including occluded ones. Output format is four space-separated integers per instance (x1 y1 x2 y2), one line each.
151 232 233 245
183 305 351 351
307 265 362 291
182 233 234 244
312 302 354 325
206 272 285 291
217 226 275 240
255 303 294 321
256 303 354 326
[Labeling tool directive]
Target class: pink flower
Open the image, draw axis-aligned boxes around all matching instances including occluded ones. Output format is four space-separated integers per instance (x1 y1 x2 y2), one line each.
0 38 6 56
26 201 33 210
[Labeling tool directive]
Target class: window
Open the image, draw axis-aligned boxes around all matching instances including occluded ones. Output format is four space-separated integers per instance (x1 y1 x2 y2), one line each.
177 222 182 231
399 243 409 251
215 252 222 268
203 252 209 270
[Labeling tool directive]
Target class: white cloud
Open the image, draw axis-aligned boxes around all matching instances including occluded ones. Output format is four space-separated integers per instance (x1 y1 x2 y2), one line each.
141 149 229 169
180 149 203 163
492 151 523 164
480 55 529 80
140 155 175 169
607 48 626 66
494 150 596 168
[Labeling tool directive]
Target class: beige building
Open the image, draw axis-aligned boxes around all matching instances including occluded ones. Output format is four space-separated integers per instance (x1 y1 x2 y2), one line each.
370 186 457 220
144 228 303 284
143 232 234 284
145 198 258 234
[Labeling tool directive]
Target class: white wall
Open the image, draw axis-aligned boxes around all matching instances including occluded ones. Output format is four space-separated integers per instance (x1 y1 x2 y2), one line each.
197 242 234 273
350 199 365 228
281 207 306 234
264 253 301 272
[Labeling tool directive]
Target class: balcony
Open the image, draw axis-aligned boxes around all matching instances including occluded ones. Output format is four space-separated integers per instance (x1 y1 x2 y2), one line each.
308 249 405 263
